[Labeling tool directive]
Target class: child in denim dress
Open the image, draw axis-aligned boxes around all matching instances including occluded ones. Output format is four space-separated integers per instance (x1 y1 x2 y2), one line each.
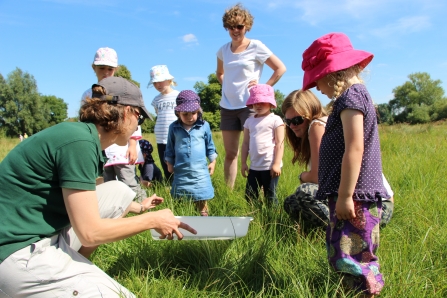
165 90 218 216
301 33 390 297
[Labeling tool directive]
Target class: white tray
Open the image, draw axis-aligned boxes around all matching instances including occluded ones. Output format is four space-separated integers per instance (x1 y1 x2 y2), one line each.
150 216 253 240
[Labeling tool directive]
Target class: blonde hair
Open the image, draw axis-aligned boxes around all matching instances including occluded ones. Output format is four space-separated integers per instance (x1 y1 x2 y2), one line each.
281 89 328 166
328 65 364 99
79 85 138 134
222 3 254 31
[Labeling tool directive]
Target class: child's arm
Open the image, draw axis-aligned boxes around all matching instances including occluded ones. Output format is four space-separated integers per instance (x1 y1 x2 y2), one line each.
271 124 285 177
208 159 216 175
337 109 364 220
300 121 325 183
127 139 137 164
240 128 250 178
164 125 176 174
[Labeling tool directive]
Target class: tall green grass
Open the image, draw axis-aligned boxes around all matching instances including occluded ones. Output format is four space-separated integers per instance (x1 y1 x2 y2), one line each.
1 123 446 297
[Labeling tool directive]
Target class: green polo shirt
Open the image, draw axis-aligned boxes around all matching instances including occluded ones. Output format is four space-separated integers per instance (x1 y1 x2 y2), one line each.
0 122 103 262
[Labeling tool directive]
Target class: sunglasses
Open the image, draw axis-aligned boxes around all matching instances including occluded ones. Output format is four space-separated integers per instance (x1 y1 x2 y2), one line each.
134 110 145 125
226 24 245 30
284 116 305 127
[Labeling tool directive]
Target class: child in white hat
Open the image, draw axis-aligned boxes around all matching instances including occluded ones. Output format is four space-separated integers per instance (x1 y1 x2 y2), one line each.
81 47 147 201
149 65 179 183
241 84 285 206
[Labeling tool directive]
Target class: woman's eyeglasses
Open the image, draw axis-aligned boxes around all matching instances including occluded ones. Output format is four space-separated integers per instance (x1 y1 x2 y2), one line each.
134 110 145 125
226 24 245 31
284 116 305 127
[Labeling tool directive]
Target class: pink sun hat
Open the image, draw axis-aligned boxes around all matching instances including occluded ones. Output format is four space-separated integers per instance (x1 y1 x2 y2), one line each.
246 84 277 108
301 32 373 91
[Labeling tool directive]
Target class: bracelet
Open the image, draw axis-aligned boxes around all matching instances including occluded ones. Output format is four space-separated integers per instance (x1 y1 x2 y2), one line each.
140 204 144 214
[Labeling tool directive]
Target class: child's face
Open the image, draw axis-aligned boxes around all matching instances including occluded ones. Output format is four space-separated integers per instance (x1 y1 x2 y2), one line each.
315 75 335 99
253 102 271 117
179 110 199 126
153 80 172 95
93 65 116 82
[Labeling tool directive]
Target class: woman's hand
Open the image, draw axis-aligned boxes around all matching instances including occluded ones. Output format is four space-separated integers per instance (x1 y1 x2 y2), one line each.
247 79 258 89
152 209 197 240
141 194 164 211
335 197 356 220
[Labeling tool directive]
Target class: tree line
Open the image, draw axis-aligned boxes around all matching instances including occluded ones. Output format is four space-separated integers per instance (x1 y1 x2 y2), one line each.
1 68 445 138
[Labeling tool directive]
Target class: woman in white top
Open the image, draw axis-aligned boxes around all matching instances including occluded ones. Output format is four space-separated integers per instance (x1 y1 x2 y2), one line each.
216 3 286 189
282 89 394 228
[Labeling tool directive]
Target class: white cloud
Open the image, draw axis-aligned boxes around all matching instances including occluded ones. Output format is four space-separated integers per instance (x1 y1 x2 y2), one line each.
182 34 198 43
371 16 431 38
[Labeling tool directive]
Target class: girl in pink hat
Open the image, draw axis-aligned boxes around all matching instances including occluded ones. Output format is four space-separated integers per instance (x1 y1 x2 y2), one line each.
240 84 284 206
301 33 390 297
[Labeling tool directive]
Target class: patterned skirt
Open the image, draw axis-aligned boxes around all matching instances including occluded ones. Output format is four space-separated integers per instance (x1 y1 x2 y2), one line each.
326 197 384 295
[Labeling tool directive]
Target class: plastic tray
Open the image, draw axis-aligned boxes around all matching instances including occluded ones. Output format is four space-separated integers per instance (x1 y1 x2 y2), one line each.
150 216 253 240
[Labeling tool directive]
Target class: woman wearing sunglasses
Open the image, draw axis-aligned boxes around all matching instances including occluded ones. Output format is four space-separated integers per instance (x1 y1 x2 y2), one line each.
282 89 394 229
0 77 196 297
216 3 286 190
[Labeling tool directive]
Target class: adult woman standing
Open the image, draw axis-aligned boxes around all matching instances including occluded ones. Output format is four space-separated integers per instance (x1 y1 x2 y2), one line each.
0 77 195 297
282 90 394 229
216 3 286 189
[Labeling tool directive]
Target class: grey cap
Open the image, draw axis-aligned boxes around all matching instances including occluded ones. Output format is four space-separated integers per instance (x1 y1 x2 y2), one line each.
92 76 153 120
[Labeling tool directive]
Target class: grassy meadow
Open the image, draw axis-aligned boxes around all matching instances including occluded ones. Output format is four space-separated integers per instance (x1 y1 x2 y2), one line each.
1 122 447 297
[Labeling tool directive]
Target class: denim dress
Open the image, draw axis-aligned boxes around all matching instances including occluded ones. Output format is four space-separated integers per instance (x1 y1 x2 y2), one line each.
165 119 218 201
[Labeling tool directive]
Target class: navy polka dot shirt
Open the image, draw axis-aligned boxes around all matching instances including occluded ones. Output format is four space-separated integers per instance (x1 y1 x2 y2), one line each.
316 84 390 202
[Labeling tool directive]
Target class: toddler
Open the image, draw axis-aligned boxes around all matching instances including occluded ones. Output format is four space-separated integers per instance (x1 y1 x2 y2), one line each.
138 139 163 187
241 84 285 205
165 90 218 216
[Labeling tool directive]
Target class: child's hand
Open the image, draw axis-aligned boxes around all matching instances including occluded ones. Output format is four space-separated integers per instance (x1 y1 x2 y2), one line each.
166 162 174 173
241 163 249 178
208 160 216 175
141 194 164 210
247 79 258 89
270 164 281 177
126 145 137 164
335 197 356 220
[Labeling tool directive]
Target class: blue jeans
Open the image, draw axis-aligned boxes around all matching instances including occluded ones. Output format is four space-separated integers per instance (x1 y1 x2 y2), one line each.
245 169 279 205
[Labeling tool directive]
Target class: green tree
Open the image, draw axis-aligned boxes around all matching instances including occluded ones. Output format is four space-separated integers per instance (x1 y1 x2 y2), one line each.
0 68 44 136
194 74 222 113
272 89 285 118
40 95 68 126
389 72 445 123
114 65 140 88
377 103 393 124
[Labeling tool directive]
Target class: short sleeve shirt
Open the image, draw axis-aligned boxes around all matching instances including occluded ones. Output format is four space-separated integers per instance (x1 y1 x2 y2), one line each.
244 113 284 171
217 40 272 109
0 122 103 262
151 90 179 144
316 84 389 201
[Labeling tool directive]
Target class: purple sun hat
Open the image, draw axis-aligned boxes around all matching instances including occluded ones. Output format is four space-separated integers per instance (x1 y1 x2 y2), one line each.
174 90 201 112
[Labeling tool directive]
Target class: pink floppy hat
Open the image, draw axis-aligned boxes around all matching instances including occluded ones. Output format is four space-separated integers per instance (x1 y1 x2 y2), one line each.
246 84 277 108
301 32 373 91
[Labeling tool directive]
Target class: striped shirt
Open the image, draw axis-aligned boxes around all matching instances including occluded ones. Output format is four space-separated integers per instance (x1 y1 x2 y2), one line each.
151 90 179 144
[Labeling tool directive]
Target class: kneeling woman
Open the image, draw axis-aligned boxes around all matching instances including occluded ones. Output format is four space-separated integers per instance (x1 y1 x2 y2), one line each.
0 77 195 297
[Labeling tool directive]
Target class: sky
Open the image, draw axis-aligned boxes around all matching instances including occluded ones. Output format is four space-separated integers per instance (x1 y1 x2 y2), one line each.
1 0 446 118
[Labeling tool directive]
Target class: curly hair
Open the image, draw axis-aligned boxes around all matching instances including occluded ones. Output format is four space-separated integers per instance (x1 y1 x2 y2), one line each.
281 89 328 166
79 85 138 134
222 3 254 31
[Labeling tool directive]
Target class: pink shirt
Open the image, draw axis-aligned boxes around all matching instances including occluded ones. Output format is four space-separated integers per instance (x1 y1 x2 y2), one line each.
244 113 284 171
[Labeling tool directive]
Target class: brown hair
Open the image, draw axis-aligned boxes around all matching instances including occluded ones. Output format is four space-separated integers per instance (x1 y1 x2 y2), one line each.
222 3 254 31
79 85 138 134
281 89 328 166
